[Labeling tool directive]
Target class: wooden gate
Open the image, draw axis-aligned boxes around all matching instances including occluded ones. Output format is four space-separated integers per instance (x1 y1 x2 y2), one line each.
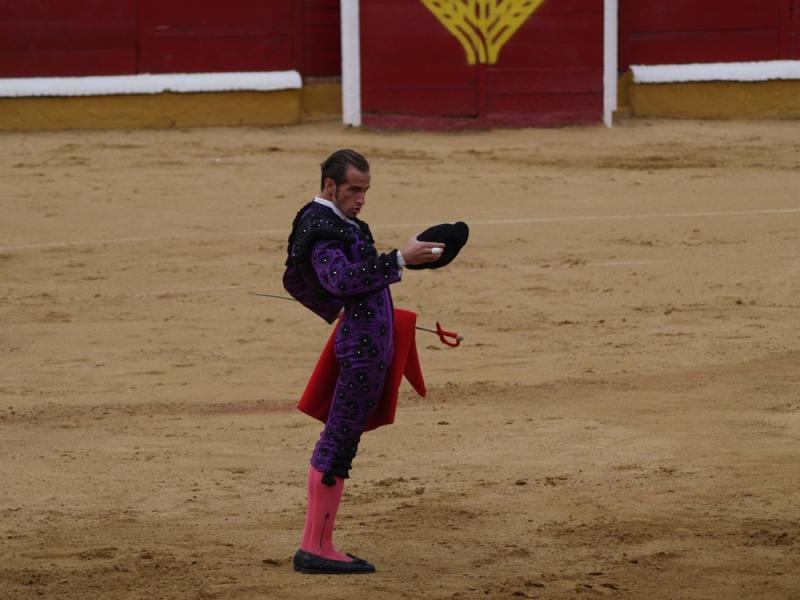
359 0 604 128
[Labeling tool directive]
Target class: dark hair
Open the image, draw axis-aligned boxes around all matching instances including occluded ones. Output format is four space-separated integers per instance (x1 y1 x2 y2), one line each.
320 149 369 191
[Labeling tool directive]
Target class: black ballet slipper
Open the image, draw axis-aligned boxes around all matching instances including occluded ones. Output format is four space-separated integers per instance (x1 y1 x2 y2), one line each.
293 549 376 574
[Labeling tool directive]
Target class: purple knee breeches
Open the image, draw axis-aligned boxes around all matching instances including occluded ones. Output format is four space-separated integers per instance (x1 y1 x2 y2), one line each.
288 201 404 483
310 292 394 481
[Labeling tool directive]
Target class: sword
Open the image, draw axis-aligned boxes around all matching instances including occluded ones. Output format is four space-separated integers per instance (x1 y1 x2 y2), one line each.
249 292 464 347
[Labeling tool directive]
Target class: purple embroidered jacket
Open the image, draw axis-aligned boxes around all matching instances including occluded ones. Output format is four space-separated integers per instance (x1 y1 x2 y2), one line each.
283 199 404 480
283 200 402 321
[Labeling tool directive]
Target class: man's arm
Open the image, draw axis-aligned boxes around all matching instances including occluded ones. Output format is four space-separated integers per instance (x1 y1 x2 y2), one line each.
311 240 402 298
282 262 344 323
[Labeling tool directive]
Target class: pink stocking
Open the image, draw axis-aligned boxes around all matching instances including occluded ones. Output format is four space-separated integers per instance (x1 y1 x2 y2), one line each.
300 465 317 551
300 467 352 562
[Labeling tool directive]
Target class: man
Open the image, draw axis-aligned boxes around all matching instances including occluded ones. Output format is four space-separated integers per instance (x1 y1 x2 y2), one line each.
284 149 443 574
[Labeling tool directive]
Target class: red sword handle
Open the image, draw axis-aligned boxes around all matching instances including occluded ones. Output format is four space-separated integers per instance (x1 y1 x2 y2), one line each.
436 321 462 347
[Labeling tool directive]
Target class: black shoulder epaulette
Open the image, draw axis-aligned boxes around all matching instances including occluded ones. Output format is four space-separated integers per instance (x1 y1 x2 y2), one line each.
285 203 358 267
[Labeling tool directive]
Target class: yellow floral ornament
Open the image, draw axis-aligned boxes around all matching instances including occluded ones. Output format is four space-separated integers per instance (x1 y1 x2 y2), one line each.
421 0 546 64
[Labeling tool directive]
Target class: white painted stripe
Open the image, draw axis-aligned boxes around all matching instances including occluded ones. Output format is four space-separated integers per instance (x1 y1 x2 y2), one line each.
340 0 361 127
632 60 800 84
44 253 800 303
0 232 278 252
147 254 800 299
603 0 618 127
407 207 800 228
588 255 800 267
28 253 797 303
2 207 799 253
0 71 302 98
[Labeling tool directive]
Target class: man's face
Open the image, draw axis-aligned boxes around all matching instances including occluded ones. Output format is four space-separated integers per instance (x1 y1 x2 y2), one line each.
327 166 370 219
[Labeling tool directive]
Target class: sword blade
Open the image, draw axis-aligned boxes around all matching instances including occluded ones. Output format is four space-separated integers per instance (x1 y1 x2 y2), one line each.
249 291 461 342
249 292 295 301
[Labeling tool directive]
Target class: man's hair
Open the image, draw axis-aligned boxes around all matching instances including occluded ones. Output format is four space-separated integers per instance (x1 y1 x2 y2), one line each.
320 149 369 191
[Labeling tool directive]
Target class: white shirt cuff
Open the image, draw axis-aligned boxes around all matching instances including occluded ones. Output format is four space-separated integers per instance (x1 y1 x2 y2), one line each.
396 250 406 268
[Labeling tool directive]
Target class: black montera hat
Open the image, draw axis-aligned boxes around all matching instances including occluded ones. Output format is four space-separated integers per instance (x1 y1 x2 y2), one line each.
405 221 469 270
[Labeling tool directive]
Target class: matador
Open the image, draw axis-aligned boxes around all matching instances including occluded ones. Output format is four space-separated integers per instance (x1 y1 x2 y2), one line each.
283 149 444 574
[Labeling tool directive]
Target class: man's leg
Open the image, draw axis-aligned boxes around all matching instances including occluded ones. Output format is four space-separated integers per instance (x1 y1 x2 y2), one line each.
300 467 350 562
298 312 392 568
300 465 317 551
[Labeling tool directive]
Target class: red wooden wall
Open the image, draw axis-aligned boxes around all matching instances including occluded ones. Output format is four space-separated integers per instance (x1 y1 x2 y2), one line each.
0 0 340 78
302 0 341 77
619 0 800 71
4 0 800 127
138 1 297 74
360 0 479 119
0 1 138 77
486 0 602 124
360 0 603 128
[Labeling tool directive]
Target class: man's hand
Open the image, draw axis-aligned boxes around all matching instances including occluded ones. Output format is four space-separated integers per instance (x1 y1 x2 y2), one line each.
400 237 446 266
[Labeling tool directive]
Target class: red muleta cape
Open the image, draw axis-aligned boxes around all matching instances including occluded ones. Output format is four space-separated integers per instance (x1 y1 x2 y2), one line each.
297 308 426 431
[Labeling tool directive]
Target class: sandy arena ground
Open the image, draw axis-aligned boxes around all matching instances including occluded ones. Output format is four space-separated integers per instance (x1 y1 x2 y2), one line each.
1 119 799 599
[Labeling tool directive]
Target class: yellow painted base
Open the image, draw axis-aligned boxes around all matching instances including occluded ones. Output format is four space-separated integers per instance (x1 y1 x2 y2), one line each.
0 89 301 131
301 80 342 122
630 79 800 119
0 81 343 131
616 71 633 112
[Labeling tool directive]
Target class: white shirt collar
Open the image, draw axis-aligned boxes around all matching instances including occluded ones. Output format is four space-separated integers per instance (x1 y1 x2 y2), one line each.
314 196 358 226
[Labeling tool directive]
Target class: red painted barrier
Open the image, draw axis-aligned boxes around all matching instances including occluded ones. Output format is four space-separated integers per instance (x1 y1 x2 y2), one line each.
0 0 138 77
301 0 341 77
486 3 602 123
793 0 800 57
4 0 800 128
138 1 297 74
0 0 340 78
361 0 478 118
619 0 799 70
361 0 603 128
